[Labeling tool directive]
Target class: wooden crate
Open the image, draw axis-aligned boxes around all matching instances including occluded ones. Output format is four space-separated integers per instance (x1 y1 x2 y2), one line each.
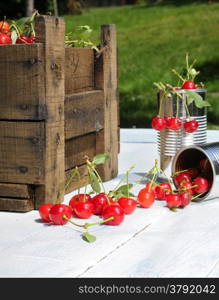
0 16 119 212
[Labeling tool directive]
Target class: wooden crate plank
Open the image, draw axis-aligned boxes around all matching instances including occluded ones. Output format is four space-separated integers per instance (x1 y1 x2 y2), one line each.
65 47 94 94
65 164 89 194
65 132 99 171
0 183 32 199
34 16 65 207
0 198 34 212
65 90 104 139
0 121 45 184
0 44 45 120
94 24 119 181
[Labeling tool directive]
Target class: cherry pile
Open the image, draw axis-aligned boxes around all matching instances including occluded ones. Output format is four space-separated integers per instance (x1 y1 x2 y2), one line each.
0 11 38 45
38 154 212 243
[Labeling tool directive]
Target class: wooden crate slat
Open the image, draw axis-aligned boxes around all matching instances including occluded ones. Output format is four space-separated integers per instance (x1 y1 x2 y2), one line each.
0 44 45 120
94 24 119 180
65 132 100 171
0 183 32 199
0 121 45 184
0 198 34 212
65 90 104 139
34 16 65 208
65 48 94 94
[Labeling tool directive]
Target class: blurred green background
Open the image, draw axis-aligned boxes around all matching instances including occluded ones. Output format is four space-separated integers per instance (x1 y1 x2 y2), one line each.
1 0 219 129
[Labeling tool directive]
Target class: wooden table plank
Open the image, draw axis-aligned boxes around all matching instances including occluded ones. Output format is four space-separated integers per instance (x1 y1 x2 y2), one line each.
81 198 219 278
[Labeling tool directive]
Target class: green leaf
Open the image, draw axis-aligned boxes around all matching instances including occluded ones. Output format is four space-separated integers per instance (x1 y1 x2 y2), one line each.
92 153 110 165
185 90 211 108
11 31 18 45
115 184 133 194
89 171 101 193
82 231 96 243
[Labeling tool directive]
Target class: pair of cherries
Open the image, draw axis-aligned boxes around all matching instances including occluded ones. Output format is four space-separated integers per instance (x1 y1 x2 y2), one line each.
152 116 199 133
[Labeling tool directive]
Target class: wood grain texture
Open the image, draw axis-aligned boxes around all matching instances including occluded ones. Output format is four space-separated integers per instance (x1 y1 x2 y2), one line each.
0 121 44 184
0 198 34 212
34 16 65 208
65 132 99 171
65 90 104 139
0 183 32 199
94 25 119 181
0 44 45 120
65 47 94 94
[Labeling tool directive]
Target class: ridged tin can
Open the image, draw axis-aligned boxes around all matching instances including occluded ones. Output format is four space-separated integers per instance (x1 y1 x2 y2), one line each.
171 142 219 201
157 88 207 173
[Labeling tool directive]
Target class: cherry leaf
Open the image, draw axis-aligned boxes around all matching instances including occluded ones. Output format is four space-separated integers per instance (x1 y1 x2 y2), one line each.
89 171 101 193
92 153 110 165
82 232 96 243
185 90 211 108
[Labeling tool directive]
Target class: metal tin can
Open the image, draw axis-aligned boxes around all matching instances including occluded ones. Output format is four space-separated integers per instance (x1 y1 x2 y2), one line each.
171 142 219 201
157 88 207 174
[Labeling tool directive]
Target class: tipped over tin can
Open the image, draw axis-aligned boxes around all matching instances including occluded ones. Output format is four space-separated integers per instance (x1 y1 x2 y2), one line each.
157 88 207 174
172 142 219 201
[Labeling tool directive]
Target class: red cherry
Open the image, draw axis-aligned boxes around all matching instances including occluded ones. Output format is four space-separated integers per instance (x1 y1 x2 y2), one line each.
101 198 120 211
155 182 172 200
0 33 12 44
38 203 53 222
151 116 166 131
74 201 94 219
182 80 196 89
166 193 181 208
91 193 109 215
168 117 181 130
178 180 194 196
118 197 137 214
137 188 155 208
102 204 125 226
49 204 72 225
179 192 192 208
16 35 33 44
0 21 10 34
193 177 209 194
184 120 199 133
69 194 91 210
174 171 191 186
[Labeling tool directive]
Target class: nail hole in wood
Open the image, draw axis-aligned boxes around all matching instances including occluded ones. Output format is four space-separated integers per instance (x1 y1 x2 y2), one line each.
19 166 28 173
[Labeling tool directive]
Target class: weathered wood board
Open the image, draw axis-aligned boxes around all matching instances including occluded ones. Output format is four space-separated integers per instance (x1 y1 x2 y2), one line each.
0 17 119 212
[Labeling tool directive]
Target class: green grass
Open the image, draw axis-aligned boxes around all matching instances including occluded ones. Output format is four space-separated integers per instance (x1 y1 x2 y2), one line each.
64 2 219 129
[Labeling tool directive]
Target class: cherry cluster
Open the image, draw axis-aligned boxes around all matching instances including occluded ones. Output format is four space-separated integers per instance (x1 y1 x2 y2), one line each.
0 12 38 45
152 115 199 133
38 154 211 243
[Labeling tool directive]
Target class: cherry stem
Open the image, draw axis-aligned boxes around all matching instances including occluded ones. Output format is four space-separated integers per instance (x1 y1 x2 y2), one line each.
176 94 179 118
65 167 78 190
63 215 114 229
172 169 189 176
113 165 135 192
192 191 206 201
85 216 114 228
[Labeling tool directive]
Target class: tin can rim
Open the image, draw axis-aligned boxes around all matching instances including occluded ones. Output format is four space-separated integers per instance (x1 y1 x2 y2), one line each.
171 144 215 200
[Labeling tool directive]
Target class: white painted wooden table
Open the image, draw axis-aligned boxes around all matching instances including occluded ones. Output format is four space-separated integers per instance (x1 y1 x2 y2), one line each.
0 129 219 278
